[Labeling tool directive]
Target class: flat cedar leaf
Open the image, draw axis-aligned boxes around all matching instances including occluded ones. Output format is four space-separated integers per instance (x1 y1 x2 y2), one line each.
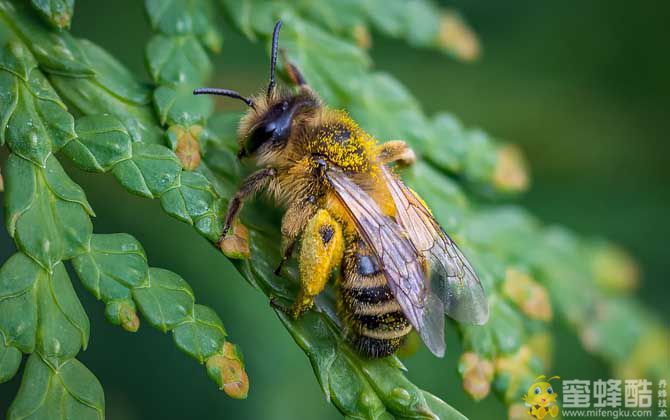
364 0 440 47
279 13 370 105
423 113 469 173
41 261 90 362
399 1 442 48
0 253 40 353
30 0 74 30
461 323 496 360
4 154 92 268
78 39 152 106
43 153 95 216
417 391 468 420
403 162 469 233
0 9 162 144
346 72 432 148
533 227 601 327
173 304 227 363
220 0 461 57
486 297 523 355
202 112 243 168
145 0 218 37
0 253 89 364
220 0 285 39
463 207 540 261
461 130 498 188
153 83 213 126
146 34 212 85
72 233 149 302
0 1 93 76
292 0 366 35
50 74 164 144
0 41 76 167
0 336 22 383
112 142 182 198
160 170 223 241
48 37 160 144
582 298 642 362
363 0 406 37
133 267 195 332
64 115 133 173
8 354 104 420
2 153 36 238
275 309 388 418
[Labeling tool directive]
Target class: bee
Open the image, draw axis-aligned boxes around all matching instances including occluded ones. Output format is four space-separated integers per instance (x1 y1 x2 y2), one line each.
194 21 488 358
522 376 561 419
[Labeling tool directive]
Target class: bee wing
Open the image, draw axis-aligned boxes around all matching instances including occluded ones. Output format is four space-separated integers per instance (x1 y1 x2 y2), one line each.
325 168 446 357
381 166 489 325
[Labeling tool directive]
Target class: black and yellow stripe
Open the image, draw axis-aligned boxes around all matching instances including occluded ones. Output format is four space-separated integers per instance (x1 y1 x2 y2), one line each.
339 240 411 358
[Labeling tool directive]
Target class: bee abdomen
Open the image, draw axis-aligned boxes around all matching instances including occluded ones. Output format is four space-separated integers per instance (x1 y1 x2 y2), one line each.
340 240 412 358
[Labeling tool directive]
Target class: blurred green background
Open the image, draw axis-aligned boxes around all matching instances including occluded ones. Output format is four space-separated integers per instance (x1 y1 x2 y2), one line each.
1 1 668 419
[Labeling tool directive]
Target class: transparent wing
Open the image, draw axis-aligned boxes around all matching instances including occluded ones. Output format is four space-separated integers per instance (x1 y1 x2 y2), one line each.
381 166 489 325
325 168 446 357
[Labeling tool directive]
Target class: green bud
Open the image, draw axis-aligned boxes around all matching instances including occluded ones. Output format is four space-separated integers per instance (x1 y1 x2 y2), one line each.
105 300 140 332
206 342 249 399
220 221 250 259
502 268 552 322
591 244 639 293
438 11 480 61
168 125 203 171
492 144 529 193
459 352 494 401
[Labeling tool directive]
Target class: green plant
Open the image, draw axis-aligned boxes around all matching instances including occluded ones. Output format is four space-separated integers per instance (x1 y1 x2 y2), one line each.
0 1 666 419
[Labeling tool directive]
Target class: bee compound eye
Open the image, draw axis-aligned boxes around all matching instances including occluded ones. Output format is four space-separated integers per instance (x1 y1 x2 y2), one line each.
535 387 541 395
547 387 553 394
281 101 288 111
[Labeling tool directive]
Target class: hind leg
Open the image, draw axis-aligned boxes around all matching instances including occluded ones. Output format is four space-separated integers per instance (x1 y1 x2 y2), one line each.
378 140 416 167
274 200 318 275
279 209 344 318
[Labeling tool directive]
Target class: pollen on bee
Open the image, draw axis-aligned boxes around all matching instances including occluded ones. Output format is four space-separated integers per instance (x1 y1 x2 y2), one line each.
307 111 377 173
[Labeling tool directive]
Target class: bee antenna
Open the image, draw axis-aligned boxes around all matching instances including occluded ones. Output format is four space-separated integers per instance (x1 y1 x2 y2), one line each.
267 20 283 97
193 88 255 109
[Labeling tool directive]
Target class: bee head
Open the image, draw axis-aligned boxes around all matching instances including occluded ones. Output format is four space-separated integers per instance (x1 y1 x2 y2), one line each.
237 91 318 160
193 20 318 163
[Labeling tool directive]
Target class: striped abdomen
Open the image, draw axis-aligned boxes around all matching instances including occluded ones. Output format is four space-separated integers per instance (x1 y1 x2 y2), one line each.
339 239 412 358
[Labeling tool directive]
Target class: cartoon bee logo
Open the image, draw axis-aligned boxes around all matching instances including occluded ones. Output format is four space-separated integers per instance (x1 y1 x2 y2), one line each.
523 376 561 419
195 21 489 358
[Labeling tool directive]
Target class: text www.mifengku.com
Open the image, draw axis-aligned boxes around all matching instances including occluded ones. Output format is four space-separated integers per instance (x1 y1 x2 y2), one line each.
562 408 653 419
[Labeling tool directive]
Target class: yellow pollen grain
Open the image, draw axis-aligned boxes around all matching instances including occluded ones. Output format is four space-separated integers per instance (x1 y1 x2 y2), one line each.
308 111 377 173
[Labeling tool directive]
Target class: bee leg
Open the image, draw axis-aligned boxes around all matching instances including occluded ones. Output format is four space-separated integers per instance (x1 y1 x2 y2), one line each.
377 140 416 167
269 295 291 314
219 167 276 248
274 241 294 276
274 200 318 275
280 49 308 87
290 209 344 318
